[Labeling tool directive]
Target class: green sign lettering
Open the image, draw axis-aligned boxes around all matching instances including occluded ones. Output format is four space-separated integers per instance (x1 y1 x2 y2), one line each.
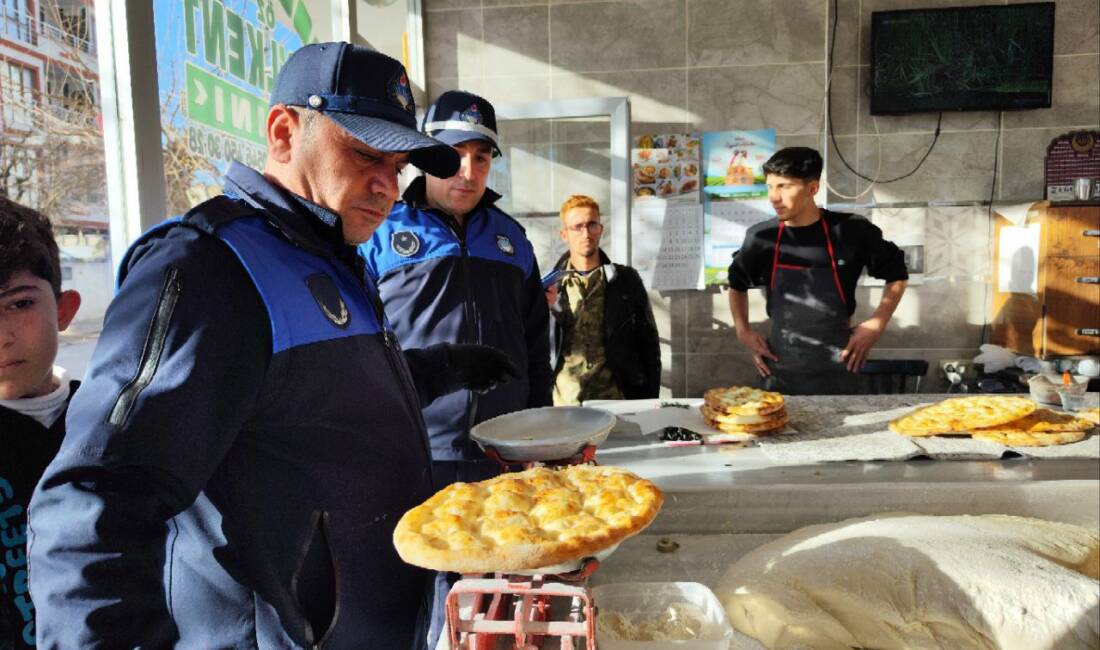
186 63 266 144
225 7 245 80
202 0 226 71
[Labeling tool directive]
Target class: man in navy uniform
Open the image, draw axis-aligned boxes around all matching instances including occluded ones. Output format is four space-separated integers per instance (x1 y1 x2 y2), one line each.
360 91 552 648
28 44 516 649
361 91 552 483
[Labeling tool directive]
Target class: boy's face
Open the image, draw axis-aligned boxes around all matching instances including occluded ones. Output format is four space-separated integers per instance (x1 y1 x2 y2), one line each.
0 270 80 399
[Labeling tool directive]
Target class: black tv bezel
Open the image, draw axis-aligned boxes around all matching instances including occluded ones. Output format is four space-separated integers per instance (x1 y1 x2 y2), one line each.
869 2 1056 116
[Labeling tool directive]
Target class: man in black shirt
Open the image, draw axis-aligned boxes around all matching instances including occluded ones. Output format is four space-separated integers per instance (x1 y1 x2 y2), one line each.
727 147 908 394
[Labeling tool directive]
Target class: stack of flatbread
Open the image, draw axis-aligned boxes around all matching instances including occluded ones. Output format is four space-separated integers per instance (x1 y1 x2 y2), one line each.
889 395 1097 446
700 386 789 436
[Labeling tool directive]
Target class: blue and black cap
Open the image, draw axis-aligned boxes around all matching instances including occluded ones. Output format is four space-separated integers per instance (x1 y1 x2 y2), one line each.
422 90 501 158
270 42 459 178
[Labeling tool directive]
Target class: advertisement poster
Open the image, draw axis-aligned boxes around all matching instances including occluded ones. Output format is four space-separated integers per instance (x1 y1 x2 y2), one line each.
703 199 773 285
700 129 776 284
155 0 320 201
701 129 775 200
632 133 701 202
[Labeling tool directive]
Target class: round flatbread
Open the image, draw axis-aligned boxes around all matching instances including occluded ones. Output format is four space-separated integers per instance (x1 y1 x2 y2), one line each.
703 410 790 435
703 386 785 417
393 465 663 573
970 408 1097 435
700 404 788 426
1077 407 1099 425
971 429 1088 447
889 396 1037 436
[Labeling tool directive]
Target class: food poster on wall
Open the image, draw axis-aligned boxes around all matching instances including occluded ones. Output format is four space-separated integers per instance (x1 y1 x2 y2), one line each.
702 129 775 200
701 129 776 284
632 134 701 202
154 0 323 203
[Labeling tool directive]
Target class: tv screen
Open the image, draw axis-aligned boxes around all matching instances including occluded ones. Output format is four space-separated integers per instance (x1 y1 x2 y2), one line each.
870 3 1055 115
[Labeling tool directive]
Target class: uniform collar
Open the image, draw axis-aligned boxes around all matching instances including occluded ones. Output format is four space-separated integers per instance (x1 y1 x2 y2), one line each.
401 175 502 214
223 162 351 261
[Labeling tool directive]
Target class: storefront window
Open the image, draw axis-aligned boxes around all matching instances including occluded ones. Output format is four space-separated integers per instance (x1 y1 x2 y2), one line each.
154 0 330 214
1 0 111 377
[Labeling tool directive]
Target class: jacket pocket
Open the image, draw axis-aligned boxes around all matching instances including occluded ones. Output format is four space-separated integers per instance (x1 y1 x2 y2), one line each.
292 511 339 649
108 265 182 426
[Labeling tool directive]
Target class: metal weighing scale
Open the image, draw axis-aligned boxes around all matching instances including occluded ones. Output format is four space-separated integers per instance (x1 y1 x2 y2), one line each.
446 407 616 649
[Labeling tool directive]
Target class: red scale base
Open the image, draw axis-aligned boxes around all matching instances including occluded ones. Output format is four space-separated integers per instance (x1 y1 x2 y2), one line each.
446 559 600 650
446 445 603 648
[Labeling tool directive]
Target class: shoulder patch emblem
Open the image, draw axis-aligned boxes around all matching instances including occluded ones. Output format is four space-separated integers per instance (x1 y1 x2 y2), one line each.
392 230 421 257
495 234 515 256
306 274 350 329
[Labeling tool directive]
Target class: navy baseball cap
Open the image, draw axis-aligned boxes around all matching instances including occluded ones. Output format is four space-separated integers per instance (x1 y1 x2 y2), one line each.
270 42 459 178
422 90 501 157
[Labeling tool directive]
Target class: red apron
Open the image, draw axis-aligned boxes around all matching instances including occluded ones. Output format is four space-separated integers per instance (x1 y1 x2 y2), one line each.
763 217 860 395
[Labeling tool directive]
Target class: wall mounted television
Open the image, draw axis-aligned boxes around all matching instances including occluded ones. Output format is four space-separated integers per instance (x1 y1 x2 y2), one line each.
870 3 1055 115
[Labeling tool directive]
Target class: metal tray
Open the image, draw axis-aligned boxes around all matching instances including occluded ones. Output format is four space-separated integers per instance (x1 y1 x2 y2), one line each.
470 406 615 461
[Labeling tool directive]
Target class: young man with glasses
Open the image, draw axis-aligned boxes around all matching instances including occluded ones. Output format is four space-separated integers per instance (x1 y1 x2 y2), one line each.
547 194 660 405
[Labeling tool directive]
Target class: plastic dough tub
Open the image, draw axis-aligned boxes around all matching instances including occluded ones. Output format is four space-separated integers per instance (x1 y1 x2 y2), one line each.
592 582 733 649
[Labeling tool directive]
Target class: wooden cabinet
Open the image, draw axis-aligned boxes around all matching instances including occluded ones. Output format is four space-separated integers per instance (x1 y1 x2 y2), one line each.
991 203 1100 357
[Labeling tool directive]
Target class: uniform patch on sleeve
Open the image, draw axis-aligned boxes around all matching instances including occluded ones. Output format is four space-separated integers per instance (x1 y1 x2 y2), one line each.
495 234 514 256
307 273 350 329
392 231 422 257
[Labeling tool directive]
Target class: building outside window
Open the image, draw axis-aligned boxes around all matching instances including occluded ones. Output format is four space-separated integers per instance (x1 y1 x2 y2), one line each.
0 59 35 129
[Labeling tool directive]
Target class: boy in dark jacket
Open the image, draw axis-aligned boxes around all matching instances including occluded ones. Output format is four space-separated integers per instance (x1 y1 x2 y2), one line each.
0 196 81 650
548 194 660 404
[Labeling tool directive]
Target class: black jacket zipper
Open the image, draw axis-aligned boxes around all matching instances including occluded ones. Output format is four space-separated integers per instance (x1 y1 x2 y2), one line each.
291 511 339 650
435 211 483 444
358 270 433 464
108 266 182 427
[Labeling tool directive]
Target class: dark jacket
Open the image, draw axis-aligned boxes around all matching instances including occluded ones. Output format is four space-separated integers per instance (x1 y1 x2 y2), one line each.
549 250 661 399
360 177 552 462
28 163 438 650
0 382 77 650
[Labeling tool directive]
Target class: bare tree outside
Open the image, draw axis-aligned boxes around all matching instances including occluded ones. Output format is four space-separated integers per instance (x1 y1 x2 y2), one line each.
0 0 105 222
0 0 219 223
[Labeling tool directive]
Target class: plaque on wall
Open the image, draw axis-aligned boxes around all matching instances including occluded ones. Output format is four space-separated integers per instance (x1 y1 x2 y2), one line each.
1045 130 1100 202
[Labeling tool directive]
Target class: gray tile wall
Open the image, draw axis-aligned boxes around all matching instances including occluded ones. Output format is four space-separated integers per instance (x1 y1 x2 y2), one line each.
422 0 1100 395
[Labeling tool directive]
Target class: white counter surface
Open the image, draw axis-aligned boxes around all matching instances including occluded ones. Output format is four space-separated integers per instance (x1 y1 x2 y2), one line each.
589 394 1100 491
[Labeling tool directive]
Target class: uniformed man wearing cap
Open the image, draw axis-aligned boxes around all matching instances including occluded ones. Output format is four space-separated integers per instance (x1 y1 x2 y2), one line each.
361 91 552 481
360 91 552 648
28 44 518 649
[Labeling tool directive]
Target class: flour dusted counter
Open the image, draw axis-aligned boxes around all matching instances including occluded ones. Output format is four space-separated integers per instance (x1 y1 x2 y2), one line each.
584 395 1099 648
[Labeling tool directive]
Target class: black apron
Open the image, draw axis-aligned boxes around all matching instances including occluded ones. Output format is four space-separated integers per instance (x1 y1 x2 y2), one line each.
763 217 861 395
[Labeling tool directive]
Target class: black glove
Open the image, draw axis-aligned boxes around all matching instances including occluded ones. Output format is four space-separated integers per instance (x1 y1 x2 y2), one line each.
404 343 521 405
445 344 520 395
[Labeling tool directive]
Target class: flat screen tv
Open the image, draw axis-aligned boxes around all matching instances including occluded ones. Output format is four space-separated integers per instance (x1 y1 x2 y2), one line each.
870 3 1055 115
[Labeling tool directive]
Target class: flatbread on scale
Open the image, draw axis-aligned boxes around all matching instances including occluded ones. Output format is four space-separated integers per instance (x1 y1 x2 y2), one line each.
393 465 663 573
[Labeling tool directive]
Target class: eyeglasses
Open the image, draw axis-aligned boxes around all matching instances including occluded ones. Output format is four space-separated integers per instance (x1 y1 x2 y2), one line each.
565 222 604 234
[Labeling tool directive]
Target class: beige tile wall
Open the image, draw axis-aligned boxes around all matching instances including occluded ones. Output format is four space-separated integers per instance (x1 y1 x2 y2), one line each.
422 0 1100 395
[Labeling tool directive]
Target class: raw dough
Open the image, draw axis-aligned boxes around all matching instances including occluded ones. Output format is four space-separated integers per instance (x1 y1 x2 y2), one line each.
716 514 1099 650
